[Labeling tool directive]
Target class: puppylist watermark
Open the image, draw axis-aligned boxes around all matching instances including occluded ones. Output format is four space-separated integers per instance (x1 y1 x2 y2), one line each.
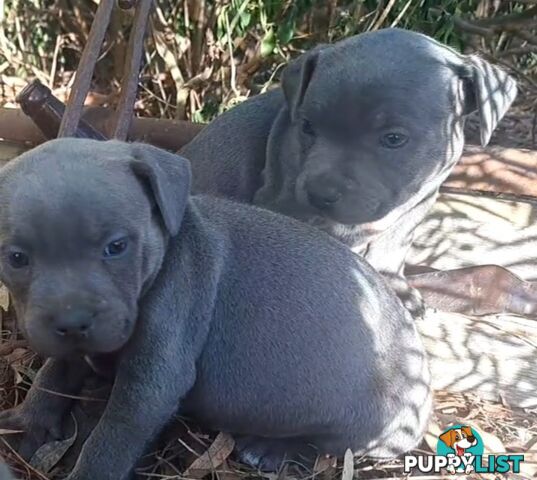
404 425 524 475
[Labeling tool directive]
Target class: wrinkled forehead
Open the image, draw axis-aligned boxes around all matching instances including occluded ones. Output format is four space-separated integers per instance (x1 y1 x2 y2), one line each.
325 29 465 80
305 71 460 129
304 35 463 121
0 158 148 246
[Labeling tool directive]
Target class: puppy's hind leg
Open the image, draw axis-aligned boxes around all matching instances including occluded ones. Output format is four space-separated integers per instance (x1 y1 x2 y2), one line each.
234 435 318 472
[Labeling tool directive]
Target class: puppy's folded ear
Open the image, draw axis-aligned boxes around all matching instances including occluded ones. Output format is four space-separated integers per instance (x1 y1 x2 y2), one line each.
461 426 473 438
439 429 456 448
129 143 192 236
281 45 327 122
460 55 517 147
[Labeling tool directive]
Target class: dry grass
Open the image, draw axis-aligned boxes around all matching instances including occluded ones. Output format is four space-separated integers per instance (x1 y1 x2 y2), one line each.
0 1 536 123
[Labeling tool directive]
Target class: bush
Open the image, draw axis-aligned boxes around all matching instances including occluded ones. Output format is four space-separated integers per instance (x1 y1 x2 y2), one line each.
0 0 535 122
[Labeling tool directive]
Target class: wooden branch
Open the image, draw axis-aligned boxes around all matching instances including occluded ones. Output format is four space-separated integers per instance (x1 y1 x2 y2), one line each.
452 16 494 37
451 6 537 42
473 5 537 28
510 28 537 46
510 0 537 4
498 46 537 57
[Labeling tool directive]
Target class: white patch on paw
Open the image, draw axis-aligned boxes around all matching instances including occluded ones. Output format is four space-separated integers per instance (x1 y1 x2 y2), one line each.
240 450 263 468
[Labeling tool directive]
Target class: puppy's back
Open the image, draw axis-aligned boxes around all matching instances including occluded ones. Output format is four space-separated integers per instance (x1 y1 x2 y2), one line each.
181 90 284 201
184 196 431 457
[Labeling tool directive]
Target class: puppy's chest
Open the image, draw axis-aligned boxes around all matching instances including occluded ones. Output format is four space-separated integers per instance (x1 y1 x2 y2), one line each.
84 353 120 379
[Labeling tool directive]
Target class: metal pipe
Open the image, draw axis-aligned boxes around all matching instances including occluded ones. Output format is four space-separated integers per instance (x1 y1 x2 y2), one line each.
58 0 115 137
0 106 203 151
113 0 154 140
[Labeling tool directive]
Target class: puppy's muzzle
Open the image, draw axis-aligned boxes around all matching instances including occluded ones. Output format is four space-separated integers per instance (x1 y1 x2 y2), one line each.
51 306 96 339
305 177 342 210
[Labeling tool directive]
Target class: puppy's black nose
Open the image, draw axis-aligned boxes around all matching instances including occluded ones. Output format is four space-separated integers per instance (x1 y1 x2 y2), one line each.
306 181 342 210
53 308 95 338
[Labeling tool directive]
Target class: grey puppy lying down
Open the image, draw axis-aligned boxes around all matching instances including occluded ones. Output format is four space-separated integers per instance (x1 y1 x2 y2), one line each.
0 139 430 479
181 28 517 279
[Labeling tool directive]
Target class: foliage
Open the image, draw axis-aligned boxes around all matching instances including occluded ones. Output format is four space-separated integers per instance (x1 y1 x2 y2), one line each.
0 0 535 122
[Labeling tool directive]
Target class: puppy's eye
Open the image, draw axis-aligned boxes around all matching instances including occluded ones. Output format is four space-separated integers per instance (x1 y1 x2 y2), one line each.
302 119 315 136
8 251 29 269
381 132 408 148
103 238 128 258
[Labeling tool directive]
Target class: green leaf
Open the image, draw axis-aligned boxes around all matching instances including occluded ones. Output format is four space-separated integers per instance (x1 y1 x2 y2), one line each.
260 28 276 57
239 11 251 29
278 20 295 45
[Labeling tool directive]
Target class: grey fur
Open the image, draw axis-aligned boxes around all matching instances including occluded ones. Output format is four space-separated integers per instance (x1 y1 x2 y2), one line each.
181 28 517 276
0 139 431 480
0 461 14 480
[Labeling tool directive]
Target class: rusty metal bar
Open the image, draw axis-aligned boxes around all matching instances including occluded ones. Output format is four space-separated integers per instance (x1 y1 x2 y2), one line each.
58 0 115 137
0 106 202 151
113 0 154 140
17 80 107 140
84 107 203 150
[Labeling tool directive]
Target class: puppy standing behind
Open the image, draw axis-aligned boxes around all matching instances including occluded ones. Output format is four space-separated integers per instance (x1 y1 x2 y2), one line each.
181 28 517 290
0 139 430 480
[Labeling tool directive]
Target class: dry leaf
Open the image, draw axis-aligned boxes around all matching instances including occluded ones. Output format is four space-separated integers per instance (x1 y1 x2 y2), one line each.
184 432 235 479
519 438 537 478
30 414 77 474
314 454 337 478
341 449 354 480
525 436 537 451
479 429 506 455
0 285 9 312
215 460 244 480
424 421 443 453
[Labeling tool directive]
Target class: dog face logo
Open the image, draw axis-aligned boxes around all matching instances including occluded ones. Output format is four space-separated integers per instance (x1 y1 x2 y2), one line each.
437 425 483 474
439 426 478 456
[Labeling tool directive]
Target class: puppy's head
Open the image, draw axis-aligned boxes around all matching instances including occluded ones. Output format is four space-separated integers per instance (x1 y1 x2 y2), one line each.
0 139 191 357
280 28 517 230
440 426 477 451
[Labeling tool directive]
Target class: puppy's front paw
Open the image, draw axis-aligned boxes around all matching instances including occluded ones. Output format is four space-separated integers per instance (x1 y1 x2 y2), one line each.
234 436 317 471
0 404 66 460
384 274 426 319
235 436 286 471
401 286 426 319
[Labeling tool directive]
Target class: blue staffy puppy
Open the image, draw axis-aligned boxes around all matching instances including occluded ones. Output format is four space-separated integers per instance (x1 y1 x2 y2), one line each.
181 28 517 280
0 139 431 479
